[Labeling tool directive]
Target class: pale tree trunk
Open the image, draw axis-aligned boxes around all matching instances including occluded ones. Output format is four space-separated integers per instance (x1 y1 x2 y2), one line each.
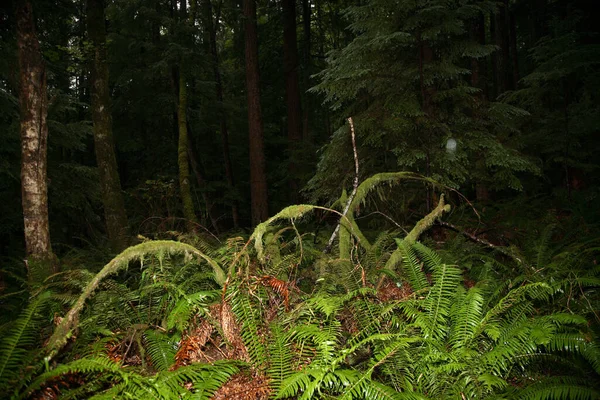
87 0 130 251
282 0 303 204
244 0 269 225
16 0 57 282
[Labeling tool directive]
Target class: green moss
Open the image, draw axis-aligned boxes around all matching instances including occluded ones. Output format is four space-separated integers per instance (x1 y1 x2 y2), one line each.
45 240 224 357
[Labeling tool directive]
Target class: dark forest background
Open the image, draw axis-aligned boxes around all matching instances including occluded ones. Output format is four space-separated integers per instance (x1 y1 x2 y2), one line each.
1 0 600 398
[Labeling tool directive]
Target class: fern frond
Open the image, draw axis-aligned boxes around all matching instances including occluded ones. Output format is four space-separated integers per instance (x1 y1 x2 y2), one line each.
479 282 553 336
0 291 51 390
267 325 294 393
25 356 123 395
397 240 429 291
276 368 317 399
228 286 266 365
144 329 177 371
448 286 484 349
166 361 240 399
166 290 219 332
424 263 462 338
513 376 599 400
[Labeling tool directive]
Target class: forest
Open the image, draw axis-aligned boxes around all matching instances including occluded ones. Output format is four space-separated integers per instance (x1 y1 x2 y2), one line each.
0 0 599 398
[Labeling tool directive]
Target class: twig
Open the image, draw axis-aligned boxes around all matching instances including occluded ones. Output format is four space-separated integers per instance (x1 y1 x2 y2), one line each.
355 210 408 234
436 221 523 264
324 117 359 254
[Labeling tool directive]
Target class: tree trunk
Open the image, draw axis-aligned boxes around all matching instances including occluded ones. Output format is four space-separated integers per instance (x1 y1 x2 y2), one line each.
87 0 130 252
282 0 303 204
174 0 198 232
202 0 239 228
471 12 489 202
301 0 311 142
187 132 220 234
16 0 57 282
244 0 269 225
177 70 198 231
418 36 435 211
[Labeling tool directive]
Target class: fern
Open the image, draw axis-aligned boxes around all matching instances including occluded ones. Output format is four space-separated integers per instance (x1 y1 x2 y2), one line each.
46 240 225 356
166 290 219 332
0 291 51 392
397 240 429 291
424 262 462 338
228 284 266 365
144 329 177 371
267 324 294 393
512 376 600 400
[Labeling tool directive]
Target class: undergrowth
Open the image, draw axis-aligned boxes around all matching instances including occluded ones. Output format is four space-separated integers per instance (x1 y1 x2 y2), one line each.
1 183 599 399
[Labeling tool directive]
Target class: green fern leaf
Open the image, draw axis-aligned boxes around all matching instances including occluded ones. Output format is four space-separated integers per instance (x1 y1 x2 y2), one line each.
0 291 51 391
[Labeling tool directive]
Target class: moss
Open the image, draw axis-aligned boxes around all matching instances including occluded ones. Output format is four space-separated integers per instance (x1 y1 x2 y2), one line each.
349 172 436 211
45 240 224 357
380 195 450 286
252 204 317 264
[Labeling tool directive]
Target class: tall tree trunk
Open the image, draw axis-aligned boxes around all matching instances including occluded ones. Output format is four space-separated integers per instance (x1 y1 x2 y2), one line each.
418 36 435 211
177 70 198 230
87 0 129 252
244 0 269 225
175 0 198 231
282 0 303 204
301 0 311 142
16 0 56 282
202 0 239 228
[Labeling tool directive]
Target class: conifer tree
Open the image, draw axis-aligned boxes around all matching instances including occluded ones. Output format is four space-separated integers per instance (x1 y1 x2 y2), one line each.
87 0 130 251
244 0 269 225
309 0 539 202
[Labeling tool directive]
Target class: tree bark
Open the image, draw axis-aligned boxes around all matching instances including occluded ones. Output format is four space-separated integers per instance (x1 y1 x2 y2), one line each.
243 0 269 225
202 0 239 228
87 0 130 252
177 70 198 231
174 0 199 232
301 0 311 142
16 0 57 281
418 37 436 211
282 0 303 204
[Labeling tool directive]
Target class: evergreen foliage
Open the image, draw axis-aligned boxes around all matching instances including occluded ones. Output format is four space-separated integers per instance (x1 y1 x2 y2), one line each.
308 0 539 202
1 0 600 398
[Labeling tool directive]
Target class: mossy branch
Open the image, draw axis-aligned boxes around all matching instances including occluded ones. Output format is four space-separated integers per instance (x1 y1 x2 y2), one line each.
252 204 365 265
378 195 451 288
45 240 225 357
349 172 436 212
405 194 451 243
253 205 318 264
